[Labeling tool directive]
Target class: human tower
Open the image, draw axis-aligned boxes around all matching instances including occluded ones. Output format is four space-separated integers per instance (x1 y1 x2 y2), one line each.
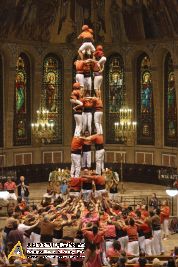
70 25 106 178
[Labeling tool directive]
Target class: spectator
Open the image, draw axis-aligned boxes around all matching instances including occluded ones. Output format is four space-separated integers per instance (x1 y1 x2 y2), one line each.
84 243 102 267
161 200 170 240
14 258 23 267
149 193 160 210
7 221 23 247
135 258 147 267
167 258 176 267
17 176 29 204
152 258 161 267
106 240 121 265
4 177 17 200
60 179 68 200
82 225 105 249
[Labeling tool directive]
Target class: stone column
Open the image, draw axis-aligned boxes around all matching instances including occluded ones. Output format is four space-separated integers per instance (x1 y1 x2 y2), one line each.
124 48 136 163
31 46 45 164
62 47 73 163
172 43 178 167
5 43 20 166
104 0 112 42
151 64 163 166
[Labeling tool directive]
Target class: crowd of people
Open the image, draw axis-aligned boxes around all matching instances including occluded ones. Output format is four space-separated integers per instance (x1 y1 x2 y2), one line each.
0 170 174 267
0 176 29 202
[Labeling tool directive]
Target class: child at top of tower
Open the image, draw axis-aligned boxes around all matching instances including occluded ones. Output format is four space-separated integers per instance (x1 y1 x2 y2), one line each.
78 25 95 60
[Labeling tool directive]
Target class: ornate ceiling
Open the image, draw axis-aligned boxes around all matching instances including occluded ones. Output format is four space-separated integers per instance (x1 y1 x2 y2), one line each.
0 0 177 44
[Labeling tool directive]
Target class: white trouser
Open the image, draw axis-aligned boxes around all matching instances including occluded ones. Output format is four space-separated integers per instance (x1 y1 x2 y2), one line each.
82 112 92 134
30 232 41 243
82 189 92 202
96 148 105 175
8 193 17 201
69 191 80 197
94 75 103 90
98 56 107 66
74 114 82 137
76 73 84 87
94 111 103 134
138 236 145 253
82 151 91 168
145 238 154 256
152 230 164 255
118 236 128 252
109 193 118 201
71 153 81 178
162 219 169 236
95 189 106 198
127 241 139 256
105 240 114 251
84 77 92 91
78 42 95 53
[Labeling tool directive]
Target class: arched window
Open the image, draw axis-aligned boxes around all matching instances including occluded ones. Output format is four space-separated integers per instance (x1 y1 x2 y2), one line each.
164 53 177 146
43 54 63 144
105 54 125 143
137 53 154 145
0 55 3 147
14 53 31 146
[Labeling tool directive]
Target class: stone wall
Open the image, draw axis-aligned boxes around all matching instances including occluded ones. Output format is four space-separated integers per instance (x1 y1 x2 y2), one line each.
0 39 178 168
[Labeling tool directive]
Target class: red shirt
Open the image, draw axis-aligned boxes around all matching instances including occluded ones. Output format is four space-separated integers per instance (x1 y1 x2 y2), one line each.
124 225 138 241
90 134 104 144
78 30 93 40
104 224 116 238
93 98 103 111
71 89 81 100
82 97 94 108
75 60 84 72
83 229 105 245
4 181 16 191
69 177 82 191
71 137 84 151
94 175 105 186
106 247 120 258
161 206 170 222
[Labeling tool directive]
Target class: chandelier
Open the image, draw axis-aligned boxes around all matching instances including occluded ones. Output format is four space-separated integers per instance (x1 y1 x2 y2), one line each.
114 107 137 143
31 107 54 143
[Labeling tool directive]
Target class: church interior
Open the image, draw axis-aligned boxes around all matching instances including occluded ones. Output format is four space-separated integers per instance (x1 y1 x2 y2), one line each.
0 0 178 266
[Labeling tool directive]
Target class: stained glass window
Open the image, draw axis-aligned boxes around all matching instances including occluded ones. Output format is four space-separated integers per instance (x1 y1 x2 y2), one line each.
105 54 125 143
14 53 31 146
0 55 3 147
43 54 63 144
164 53 177 146
137 54 154 145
